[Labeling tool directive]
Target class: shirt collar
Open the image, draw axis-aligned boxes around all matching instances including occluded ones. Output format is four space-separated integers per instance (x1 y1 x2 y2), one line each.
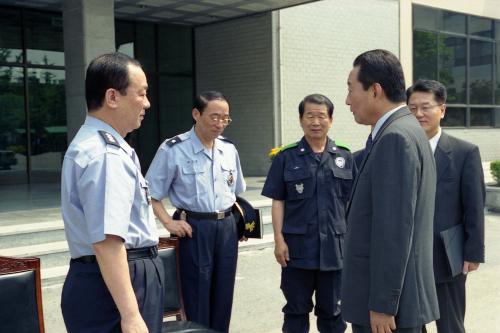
189 126 205 154
428 127 442 153
371 104 406 139
190 126 223 154
84 115 133 155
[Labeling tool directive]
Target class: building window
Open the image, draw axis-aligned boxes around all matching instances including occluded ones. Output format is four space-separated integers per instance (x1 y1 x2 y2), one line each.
0 7 66 185
413 5 500 128
115 20 194 170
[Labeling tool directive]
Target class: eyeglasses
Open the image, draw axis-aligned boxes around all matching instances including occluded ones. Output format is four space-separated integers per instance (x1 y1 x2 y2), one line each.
409 104 443 114
208 114 232 125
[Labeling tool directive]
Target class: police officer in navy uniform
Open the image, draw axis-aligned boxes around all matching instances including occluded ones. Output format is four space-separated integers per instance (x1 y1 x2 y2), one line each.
60 53 163 333
145 91 246 333
262 94 354 333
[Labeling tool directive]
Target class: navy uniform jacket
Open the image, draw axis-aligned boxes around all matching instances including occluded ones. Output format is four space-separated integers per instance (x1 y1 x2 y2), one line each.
262 137 354 271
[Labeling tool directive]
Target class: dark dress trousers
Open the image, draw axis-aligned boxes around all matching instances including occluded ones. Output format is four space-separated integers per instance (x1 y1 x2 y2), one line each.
341 107 440 330
424 132 485 333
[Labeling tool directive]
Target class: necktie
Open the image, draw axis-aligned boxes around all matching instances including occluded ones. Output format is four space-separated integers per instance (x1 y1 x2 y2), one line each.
365 133 373 155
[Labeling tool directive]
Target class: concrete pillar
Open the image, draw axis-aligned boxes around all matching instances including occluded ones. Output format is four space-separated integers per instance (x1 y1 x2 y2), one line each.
62 0 115 142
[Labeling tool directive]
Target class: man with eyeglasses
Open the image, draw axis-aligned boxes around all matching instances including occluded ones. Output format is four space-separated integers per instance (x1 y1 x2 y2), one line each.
145 91 246 333
407 79 485 333
262 94 354 333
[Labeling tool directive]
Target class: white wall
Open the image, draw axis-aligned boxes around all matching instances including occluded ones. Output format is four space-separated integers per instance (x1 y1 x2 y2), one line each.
278 0 400 152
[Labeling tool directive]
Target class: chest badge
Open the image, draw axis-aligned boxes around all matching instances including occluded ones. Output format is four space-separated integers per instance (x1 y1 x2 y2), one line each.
335 157 346 169
227 170 234 186
295 182 304 194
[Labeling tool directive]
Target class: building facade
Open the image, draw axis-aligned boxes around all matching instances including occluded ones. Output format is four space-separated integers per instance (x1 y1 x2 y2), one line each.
0 0 498 187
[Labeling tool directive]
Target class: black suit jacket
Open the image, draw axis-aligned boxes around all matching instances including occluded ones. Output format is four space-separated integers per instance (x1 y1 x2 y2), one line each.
341 107 439 328
432 132 485 283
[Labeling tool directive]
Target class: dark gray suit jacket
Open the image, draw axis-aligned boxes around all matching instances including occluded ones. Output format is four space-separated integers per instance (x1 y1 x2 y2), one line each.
341 107 439 328
433 132 485 283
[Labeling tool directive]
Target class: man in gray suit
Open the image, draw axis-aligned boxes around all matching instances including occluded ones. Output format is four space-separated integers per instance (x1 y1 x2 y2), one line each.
407 79 485 333
341 49 439 333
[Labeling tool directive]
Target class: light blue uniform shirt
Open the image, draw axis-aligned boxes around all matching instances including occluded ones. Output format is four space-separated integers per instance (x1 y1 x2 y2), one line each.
146 126 246 212
61 116 159 258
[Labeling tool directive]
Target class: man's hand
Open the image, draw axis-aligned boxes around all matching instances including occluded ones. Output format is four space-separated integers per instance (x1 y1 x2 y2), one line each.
274 237 289 267
239 236 248 242
121 313 148 333
370 311 396 333
163 219 192 238
463 261 480 274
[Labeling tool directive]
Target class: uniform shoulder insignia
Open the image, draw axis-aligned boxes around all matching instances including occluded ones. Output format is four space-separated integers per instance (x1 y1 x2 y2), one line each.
217 135 234 144
166 136 182 147
279 142 298 153
334 140 350 151
98 130 120 148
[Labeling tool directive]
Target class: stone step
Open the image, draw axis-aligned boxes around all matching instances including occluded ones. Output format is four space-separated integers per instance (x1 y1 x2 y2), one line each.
1 213 273 284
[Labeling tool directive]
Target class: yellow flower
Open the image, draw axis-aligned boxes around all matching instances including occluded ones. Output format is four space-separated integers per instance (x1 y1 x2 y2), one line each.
268 146 283 160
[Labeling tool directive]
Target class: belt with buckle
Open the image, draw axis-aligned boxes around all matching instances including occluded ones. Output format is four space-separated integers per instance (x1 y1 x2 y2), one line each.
72 245 158 264
176 207 232 220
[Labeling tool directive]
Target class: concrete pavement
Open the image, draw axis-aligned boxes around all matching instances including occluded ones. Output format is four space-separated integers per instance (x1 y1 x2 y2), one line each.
230 211 500 333
40 210 500 332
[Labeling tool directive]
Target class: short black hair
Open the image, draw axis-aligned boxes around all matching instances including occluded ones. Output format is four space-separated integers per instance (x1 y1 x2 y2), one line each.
406 79 447 104
353 49 406 103
193 91 228 114
298 94 334 118
85 52 141 112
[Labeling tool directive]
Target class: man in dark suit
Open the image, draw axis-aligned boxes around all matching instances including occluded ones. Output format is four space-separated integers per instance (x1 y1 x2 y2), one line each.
341 49 439 333
406 79 485 333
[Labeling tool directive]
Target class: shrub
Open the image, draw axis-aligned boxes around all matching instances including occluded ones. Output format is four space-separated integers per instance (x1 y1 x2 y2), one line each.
491 160 500 185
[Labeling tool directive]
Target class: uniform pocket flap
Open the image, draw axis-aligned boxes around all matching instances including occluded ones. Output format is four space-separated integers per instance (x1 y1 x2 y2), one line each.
332 167 353 180
284 167 310 181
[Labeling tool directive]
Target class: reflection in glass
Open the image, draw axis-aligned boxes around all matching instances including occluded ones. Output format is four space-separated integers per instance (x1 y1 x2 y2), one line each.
0 67 27 184
116 20 135 57
158 76 193 140
135 23 156 73
469 16 493 38
413 5 439 31
496 44 500 104
469 40 493 104
158 25 193 75
0 8 23 64
25 11 64 66
28 69 66 182
438 35 466 103
470 108 492 126
442 107 466 127
442 11 465 34
413 31 437 81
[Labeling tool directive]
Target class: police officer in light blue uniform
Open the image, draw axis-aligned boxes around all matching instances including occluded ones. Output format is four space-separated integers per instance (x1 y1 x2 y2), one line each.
60 53 164 333
262 94 354 333
146 91 245 333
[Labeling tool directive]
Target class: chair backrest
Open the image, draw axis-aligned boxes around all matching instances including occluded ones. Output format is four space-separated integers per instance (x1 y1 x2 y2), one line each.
158 237 186 321
0 256 45 333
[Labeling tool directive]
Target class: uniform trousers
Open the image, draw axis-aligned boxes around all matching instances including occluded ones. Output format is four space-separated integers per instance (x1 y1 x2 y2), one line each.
281 266 346 333
61 255 164 333
178 214 238 333
352 324 420 333
422 273 467 333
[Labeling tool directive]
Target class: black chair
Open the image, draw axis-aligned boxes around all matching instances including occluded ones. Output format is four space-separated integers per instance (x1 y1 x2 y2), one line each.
0 256 45 333
158 237 219 333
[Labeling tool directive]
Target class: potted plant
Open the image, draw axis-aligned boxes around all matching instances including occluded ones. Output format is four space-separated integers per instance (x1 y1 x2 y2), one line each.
486 160 500 212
